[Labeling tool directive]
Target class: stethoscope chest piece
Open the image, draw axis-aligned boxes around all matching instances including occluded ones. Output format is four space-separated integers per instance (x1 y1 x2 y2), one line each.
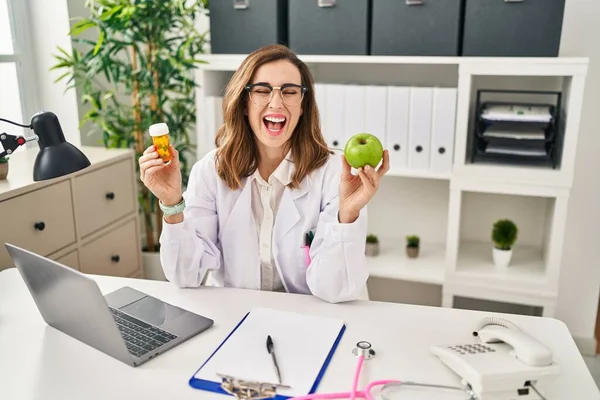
352 341 376 360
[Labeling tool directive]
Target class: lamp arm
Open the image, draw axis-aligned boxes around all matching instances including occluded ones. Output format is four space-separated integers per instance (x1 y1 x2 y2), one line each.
0 132 39 159
0 116 37 159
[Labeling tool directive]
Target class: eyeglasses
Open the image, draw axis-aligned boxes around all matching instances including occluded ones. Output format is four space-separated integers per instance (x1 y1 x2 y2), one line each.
245 83 307 106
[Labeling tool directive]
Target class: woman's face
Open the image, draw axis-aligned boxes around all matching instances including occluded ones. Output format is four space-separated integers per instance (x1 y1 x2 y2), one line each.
245 59 304 153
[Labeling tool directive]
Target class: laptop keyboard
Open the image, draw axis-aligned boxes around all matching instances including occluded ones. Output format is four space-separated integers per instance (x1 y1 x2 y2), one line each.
109 307 178 358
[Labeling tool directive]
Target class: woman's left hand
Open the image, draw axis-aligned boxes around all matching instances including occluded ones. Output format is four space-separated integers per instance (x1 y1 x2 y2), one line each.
338 150 390 223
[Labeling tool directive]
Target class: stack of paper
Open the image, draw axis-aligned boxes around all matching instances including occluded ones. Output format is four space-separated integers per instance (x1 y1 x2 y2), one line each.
482 105 552 123
190 307 346 398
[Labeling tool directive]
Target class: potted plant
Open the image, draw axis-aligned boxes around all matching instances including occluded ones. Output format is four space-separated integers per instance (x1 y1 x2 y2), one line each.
0 156 8 180
492 219 518 268
406 235 420 258
51 1 209 274
365 234 379 256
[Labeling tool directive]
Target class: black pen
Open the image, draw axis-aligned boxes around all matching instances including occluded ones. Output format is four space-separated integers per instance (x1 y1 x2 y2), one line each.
266 335 282 384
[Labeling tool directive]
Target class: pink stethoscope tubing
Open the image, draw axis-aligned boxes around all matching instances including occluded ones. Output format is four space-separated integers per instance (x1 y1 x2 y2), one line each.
290 355 401 400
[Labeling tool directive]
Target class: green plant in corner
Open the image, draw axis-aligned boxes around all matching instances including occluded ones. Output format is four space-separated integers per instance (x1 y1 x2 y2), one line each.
492 219 518 250
51 0 209 252
406 235 420 248
366 234 379 244
0 156 8 164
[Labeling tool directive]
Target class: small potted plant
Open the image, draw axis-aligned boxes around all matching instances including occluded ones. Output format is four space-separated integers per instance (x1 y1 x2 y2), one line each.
0 156 8 180
406 235 420 258
492 219 518 268
365 234 379 256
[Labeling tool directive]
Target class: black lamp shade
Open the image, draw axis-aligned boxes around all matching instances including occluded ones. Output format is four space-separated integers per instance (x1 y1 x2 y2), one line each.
31 112 91 181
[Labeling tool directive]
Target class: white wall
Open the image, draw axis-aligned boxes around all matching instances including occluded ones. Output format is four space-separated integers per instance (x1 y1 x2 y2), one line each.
555 0 600 341
27 0 81 147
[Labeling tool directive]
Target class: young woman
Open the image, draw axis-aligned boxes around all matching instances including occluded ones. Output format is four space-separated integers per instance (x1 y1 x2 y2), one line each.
138 44 389 303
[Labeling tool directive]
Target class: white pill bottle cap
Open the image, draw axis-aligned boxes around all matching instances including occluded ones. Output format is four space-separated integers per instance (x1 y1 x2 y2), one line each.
149 123 169 137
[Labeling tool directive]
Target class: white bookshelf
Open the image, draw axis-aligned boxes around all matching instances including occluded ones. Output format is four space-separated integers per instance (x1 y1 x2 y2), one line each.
194 54 589 318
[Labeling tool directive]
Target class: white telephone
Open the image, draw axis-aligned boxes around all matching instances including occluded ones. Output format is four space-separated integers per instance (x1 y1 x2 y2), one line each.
430 317 560 400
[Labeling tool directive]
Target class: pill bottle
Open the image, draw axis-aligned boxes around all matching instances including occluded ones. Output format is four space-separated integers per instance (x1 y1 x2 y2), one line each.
149 123 171 163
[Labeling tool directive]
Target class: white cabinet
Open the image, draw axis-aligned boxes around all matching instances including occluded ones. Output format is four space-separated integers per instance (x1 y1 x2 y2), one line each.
0 147 143 278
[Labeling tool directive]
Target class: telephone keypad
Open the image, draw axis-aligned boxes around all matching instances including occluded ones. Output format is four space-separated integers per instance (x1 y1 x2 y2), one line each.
447 344 495 355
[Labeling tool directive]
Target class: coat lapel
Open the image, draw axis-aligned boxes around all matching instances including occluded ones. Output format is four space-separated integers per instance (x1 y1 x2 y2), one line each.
273 177 311 244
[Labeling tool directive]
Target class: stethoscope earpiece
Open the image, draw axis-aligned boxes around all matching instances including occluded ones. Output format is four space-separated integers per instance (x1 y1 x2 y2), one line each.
352 341 376 359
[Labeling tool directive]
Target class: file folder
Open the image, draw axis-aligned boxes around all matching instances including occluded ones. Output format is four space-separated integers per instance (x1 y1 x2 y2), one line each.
314 83 327 130
324 84 346 149
430 88 457 174
364 85 388 145
189 307 346 399
386 86 410 169
344 85 366 144
408 87 433 170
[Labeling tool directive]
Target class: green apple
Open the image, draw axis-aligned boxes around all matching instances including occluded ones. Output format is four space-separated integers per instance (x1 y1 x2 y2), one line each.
344 133 384 169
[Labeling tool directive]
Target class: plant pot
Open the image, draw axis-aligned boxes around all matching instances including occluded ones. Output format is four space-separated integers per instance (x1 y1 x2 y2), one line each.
492 247 512 268
0 162 7 180
406 246 419 258
365 242 379 257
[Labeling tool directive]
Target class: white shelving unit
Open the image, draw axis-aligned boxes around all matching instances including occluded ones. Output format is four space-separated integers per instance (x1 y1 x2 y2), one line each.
194 54 589 318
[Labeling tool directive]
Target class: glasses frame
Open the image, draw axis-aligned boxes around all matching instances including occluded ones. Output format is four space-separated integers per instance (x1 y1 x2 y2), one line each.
244 83 308 106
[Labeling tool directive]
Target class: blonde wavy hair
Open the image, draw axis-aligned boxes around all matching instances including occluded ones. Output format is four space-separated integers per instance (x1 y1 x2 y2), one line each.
214 44 331 190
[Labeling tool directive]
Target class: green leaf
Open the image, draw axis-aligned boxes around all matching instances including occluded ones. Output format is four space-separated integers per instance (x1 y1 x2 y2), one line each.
93 30 105 55
69 19 97 36
53 71 72 83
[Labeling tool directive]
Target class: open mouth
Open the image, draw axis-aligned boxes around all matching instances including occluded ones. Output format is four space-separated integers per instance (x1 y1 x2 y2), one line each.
263 115 287 136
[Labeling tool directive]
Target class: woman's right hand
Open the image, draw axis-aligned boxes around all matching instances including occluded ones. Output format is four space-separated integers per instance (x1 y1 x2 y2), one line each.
139 145 182 205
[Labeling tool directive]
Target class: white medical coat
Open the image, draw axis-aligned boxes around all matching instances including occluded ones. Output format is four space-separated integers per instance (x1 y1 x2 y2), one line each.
159 149 369 303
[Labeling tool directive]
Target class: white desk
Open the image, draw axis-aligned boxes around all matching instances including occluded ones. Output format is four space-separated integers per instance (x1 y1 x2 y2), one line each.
1 268 598 400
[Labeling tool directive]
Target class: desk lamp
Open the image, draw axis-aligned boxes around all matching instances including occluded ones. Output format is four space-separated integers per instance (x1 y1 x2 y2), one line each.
0 111 91 181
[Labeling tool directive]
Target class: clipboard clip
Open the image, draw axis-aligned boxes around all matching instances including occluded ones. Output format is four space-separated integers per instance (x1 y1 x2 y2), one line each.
218 373 291 399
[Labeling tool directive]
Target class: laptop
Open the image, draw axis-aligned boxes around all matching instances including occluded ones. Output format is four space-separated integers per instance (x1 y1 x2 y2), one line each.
5 243 214 367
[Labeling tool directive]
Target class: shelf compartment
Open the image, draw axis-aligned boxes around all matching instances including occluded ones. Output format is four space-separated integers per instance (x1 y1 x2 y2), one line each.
469 89 562 170
367 240 446 285
449 189 564 295
453 72 585 189
454 241 548 290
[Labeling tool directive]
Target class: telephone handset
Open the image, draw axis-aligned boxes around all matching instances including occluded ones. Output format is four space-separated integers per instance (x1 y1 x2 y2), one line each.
430 317 561 400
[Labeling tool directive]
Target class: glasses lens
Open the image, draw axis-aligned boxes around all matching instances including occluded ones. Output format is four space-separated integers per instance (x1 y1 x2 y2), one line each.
248 86 304 106
280 86 304 106
249 86 272 105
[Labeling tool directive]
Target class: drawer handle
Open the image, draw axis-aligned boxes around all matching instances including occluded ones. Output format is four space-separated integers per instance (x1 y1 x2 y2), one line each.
318 0 336 7
438 147 446 154
111 255 120 263
106 192 115 200
233 0 248 10
416 145 423 153
34 221 45 231
406 0 424 5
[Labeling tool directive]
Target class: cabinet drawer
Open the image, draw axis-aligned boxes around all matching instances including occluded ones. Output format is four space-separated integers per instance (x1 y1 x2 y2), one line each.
54 249 80 271
80 219 139 277
73 159 136 237
0 181 76 269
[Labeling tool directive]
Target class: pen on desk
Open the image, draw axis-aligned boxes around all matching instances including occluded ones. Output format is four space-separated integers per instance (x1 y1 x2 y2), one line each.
266 335 282 384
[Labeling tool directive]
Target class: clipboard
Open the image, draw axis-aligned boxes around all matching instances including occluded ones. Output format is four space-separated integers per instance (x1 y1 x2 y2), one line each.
189 307 346 399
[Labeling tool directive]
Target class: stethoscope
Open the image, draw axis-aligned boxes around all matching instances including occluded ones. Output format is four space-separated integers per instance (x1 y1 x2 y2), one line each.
290 341 478 400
